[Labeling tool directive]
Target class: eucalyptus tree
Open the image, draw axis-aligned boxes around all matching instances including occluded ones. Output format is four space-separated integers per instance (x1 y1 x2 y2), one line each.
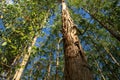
67 0 120 79
68 0 120 41
21 7 64 79
0 0 120 80
61 0 93 80
0 0 57 79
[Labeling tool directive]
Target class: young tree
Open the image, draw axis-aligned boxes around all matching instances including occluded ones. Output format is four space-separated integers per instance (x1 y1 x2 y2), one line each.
61 0 92 80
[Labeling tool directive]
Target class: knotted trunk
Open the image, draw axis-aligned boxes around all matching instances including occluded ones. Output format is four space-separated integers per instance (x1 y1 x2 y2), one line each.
61 1 93 80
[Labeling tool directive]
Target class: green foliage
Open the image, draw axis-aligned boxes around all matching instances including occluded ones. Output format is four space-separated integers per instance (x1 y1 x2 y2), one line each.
0 0 57 79
0 0 120 80
67 0 120 79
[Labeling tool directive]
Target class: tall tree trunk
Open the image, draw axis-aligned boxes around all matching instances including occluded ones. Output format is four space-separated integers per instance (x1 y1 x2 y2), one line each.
55 38 62 80
12 10 49 80
82 8 120 42
7 53 22 79
13 35 37 80
61 0 93 80
104 47 120 67
44 52 52 80
89 37 119 79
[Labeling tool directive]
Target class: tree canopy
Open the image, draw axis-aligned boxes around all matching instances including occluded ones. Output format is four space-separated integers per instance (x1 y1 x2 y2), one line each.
0 0 120 80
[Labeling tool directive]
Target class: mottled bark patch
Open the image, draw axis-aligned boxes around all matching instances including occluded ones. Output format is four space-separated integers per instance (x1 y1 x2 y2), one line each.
62 1 93 80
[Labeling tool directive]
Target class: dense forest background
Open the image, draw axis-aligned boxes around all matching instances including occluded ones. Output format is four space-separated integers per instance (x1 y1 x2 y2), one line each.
0 0 120 80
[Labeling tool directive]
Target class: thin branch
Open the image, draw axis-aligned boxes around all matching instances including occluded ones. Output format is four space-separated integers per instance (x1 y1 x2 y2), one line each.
0 62 11 68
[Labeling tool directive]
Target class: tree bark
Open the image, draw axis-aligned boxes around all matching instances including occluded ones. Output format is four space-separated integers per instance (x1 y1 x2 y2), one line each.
11 10 50 80
61 1 93 80
44 53 52 80
13 35 37 80
55 38 62 80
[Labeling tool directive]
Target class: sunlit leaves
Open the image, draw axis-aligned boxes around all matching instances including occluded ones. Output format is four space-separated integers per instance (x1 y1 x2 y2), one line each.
66 0 120 79
2 42 7 46
0 0 56 78
0 0 120 80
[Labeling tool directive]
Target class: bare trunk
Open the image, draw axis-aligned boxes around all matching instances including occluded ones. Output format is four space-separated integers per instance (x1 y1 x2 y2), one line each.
89 37 119 79
7 53 22 79
44 53 52 80
13 35 37 80
55 38 62 80
61 1 93 80
82 8 120 42
95 61 105 80
55 49 59 80
12 10 49 80
103 47 120 67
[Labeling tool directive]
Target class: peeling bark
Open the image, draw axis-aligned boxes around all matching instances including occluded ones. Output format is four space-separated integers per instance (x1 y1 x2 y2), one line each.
62 1 93 80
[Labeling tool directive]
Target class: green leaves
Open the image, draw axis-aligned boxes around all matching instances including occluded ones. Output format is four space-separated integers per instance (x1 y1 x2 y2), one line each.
0 0 58 79
66 0 120 79
2 42 7 46
0 0 120 80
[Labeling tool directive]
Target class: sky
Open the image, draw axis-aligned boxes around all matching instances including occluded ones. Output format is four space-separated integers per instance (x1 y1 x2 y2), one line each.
1 0 120 80
0 0 13 30
6 0 14 4
0 19 4 30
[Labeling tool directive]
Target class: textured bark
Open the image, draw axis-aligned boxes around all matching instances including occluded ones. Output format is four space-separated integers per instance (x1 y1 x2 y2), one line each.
62 1 93 80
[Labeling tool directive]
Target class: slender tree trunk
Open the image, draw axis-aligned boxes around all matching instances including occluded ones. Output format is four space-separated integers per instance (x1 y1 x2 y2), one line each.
44 53 52 80
13 35 37 80
55 48 59 80
89 37 119 79
47 62 51 80
7 53 22 79
103 47 120 67
55 38 62 80
61 1 93 80
82 8 120 42
11 10 49 80
55 55 59 80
